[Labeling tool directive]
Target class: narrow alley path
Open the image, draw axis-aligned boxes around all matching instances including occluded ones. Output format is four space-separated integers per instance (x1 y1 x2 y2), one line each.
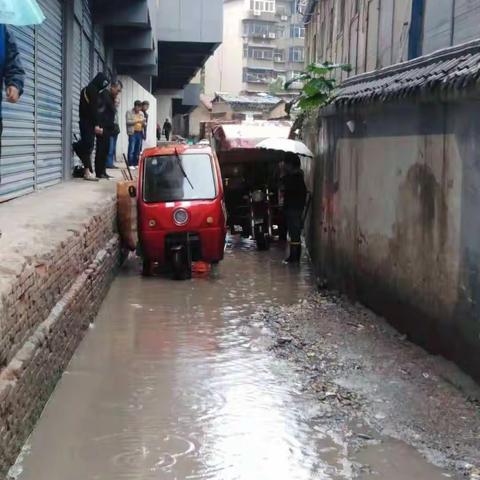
10 241 460 479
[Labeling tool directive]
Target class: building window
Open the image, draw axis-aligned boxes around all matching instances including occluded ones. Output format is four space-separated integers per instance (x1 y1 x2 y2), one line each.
276 25 287 38
285 70 303 88
246 47 274 60
290 24 305 38
244 21 276 38
250 0 276 13
274 49 285 62
289 46 305 63
291 0 299 15
287 71 302 81
243 68 276 84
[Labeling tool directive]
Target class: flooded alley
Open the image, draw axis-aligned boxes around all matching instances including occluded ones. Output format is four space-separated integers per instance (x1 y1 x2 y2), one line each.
9 242 472 480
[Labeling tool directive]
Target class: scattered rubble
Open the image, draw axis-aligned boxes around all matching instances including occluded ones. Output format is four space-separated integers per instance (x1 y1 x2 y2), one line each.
256 291 480 477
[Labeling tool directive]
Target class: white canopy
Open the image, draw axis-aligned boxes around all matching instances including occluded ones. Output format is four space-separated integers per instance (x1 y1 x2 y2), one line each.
256 138 314 158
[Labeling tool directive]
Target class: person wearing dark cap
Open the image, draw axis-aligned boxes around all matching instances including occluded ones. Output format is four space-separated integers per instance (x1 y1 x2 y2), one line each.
73 72 110 181
282 152 307 263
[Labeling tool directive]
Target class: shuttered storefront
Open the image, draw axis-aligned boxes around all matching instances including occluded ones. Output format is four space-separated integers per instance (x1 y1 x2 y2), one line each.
0 0 63 201
93 25 106 77
36 0 63 188
81 0 92 90
72 19 82 147
0 27 36 200
72 0 104 168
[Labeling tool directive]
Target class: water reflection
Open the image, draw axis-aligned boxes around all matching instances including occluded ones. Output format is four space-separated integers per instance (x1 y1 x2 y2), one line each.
11 242 454 480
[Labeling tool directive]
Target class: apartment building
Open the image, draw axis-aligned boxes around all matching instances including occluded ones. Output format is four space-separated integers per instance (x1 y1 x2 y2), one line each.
203 0 306 96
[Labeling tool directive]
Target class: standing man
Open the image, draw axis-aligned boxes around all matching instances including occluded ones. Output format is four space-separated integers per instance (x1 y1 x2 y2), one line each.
0 25 25 162
95 79 122 179
162 118 172 141
73 72 110 181
282 152 307 263
126 100 145 168
106 82 122 169
141 100 150 141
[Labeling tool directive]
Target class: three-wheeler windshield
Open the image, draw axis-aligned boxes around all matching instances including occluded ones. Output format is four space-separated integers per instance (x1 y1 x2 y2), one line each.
143 153 216 203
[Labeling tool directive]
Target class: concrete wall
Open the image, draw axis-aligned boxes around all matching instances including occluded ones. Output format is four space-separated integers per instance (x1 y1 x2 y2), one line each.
305 0 480 77
154 89 184 133
117 76 158 160
422 0 480 54
189 104 211 137
303 98 480 381
0 181 121 476
203 0 247 96
156 0 223 43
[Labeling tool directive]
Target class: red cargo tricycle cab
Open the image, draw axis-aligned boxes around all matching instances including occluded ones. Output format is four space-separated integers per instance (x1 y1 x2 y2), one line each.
138 144 227 280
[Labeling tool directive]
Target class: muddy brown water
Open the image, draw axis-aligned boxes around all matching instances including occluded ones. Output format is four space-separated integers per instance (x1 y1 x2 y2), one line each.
11 240 457 479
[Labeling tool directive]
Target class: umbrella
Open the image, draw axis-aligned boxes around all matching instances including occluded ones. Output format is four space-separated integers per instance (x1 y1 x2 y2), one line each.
256 138 314 158
0 0 45 26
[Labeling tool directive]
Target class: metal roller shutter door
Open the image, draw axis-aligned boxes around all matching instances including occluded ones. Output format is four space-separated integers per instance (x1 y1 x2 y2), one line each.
36 0 63 188
94 24 105 76
0 26 35 201
81 0 92 89
81 32 91 93
72 0 93 167
72 19 82 162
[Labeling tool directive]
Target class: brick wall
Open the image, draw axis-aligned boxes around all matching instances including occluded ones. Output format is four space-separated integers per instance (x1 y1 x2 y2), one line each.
0 197 121 478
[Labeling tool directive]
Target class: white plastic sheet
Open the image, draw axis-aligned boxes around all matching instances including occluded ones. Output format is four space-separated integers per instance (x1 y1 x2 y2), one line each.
0 0 45 26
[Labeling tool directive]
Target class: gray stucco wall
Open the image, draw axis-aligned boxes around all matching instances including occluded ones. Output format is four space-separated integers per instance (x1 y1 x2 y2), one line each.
423 0 480 55
303 98 480 381
156 0 223 43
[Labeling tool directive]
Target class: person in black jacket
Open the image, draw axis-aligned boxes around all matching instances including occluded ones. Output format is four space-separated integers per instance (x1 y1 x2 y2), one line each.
282 152 307 263
95 79 123 179
163 118 172 141
73 73 110 181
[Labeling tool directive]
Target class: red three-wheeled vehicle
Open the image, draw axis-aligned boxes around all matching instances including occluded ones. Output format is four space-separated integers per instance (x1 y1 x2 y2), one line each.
137 144 227 280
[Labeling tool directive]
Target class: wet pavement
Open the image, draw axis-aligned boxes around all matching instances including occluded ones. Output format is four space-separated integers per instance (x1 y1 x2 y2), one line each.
10 240 462 479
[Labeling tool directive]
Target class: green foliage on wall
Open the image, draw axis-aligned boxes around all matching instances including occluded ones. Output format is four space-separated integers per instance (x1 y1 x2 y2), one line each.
285 62 352 111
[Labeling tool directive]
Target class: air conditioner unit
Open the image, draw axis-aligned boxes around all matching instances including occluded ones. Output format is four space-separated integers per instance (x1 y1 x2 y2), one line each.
268 32 276 39
281 15 288 21
253 10 261 16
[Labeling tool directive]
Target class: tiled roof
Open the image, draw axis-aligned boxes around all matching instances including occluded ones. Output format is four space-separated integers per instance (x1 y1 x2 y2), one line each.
214 92 283 106
335 40 480 105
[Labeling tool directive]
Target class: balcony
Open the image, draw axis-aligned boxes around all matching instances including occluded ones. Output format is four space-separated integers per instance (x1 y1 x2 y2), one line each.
245 57 275 69
246 10 277 22
244 68 276 85
245 31 278 41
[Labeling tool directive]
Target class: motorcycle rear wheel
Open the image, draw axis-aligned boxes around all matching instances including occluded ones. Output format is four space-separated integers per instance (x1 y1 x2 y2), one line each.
172 249 192 280
142 257 153 277
254 228 270 251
